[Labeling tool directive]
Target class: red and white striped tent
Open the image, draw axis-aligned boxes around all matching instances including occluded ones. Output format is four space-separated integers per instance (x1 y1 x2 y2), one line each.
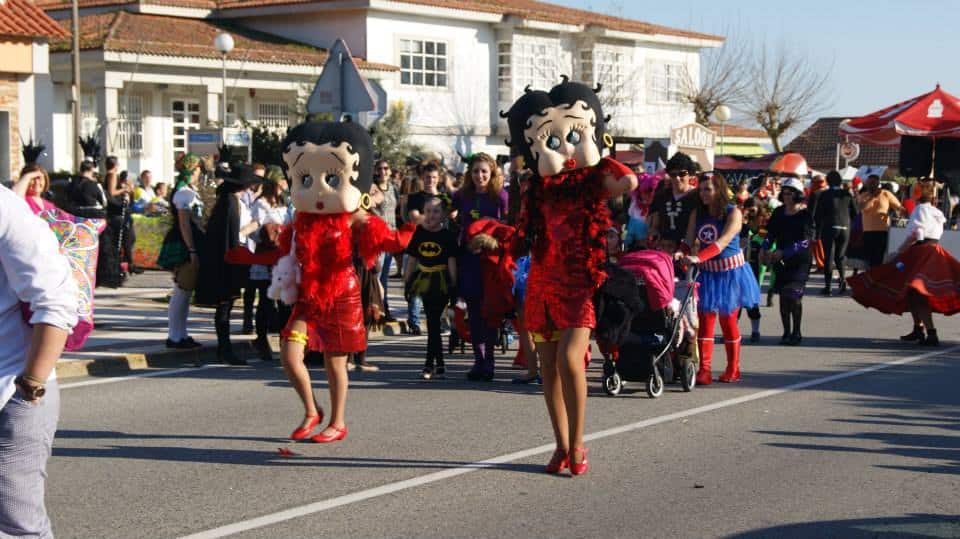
839 85 960 146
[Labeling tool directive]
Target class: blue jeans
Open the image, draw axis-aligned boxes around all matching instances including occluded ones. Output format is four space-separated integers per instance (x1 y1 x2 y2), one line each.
379 252 393 316
407 294 422 328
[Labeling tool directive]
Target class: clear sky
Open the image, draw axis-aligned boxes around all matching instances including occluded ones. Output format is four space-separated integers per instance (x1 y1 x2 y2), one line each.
558 0 959 118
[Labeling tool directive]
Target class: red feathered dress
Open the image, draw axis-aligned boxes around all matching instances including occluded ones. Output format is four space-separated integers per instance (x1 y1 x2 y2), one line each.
279 212 413 353
466 158 631 338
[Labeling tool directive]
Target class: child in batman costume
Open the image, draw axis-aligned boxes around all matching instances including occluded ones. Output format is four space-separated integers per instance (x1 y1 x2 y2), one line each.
404 197 459 380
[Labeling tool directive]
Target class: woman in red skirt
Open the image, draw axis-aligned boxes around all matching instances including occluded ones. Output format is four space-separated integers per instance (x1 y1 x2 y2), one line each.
848 180 960 346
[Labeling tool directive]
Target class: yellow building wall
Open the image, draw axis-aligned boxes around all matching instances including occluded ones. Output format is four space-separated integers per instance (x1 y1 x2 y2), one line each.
0 38 33 74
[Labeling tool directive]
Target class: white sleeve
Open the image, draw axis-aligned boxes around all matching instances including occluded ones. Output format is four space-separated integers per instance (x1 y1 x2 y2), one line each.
906 206 923 241
0 193 78 331
173 188 197 211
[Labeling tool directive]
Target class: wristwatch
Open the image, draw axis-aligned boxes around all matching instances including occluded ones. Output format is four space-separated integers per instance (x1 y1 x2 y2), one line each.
14 376 46 401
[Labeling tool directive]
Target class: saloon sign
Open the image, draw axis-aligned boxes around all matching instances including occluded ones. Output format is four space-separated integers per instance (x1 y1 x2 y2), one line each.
669 123 717 170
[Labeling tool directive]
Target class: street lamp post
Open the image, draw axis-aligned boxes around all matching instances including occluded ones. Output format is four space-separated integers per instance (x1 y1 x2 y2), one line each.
714 104 732 157
213 32 234 153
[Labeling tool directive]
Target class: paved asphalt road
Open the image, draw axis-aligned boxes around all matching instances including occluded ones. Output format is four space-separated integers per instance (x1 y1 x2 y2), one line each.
48 278 959 539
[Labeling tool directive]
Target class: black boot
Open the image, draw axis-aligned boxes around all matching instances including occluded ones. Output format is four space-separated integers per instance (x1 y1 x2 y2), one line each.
900 325 924 342
434 356 446 379
215 308 246 366
252 335 273 361
921 329 939 347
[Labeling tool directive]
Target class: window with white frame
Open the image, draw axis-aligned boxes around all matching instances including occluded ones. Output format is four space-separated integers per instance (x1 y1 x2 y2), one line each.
258 102 289 130
647 61 684 103
226 101 239 127
399 38 448 88
80 92 98 138
594 48 627 90
577 49 593 85
497 41 512 102
512 36 559 96
115 94 144 153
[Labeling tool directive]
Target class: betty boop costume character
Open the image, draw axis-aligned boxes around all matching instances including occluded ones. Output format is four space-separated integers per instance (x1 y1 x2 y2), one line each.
681 173 760 385
230 121 413 443
472 79 637 475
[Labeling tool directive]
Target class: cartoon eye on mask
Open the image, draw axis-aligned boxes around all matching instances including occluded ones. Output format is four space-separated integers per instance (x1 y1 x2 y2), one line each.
325 173 340 188
566 130 581 145
546 135 562 150
301 174 314 188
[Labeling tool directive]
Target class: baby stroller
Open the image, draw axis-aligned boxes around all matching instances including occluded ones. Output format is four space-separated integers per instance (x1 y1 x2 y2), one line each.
595 251 699 398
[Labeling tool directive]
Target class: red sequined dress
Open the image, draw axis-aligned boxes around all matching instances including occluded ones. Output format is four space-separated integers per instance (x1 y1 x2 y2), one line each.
278 213 412 353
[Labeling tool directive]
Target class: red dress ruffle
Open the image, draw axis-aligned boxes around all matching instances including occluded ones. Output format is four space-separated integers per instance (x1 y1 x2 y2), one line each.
848 242 960 315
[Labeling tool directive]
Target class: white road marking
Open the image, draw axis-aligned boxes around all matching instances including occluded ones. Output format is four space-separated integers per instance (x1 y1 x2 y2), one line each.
178 345 960 539
58 336 428 390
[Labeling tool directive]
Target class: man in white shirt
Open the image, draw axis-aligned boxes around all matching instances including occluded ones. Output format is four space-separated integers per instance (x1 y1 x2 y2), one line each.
0 185 78 538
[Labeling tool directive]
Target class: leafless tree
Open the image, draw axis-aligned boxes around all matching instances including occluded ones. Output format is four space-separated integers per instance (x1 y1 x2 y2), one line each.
744 44 833 152
680 26 751 126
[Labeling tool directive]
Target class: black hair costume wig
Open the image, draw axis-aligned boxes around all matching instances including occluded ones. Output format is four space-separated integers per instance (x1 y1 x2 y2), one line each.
501 77 612 288
281 120 374 195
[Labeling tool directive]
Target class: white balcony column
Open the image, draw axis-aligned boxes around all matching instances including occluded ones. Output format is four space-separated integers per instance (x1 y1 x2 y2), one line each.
97 86 118 156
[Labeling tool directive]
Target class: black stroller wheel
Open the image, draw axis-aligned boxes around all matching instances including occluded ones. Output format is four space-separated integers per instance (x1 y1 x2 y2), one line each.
681 360 696 392
603 373 622 396
646 371 664 398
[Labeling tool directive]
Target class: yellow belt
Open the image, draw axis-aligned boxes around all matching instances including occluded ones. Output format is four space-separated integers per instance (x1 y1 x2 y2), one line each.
418 264 446 273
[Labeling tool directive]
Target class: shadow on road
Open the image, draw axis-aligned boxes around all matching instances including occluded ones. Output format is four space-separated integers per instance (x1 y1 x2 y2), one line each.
751 356 960 477
724 513 960 538
52 440 545 474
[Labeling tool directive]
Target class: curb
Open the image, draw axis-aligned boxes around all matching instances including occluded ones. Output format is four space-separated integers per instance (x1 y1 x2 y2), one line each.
56 321 411 379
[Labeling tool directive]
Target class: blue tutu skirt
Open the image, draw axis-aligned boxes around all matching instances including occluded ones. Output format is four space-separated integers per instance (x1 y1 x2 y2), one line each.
513 256 531 305
697 264 761 315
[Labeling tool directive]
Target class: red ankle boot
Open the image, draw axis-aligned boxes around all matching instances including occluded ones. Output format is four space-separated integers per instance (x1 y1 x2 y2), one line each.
719 338 742 383
696 337 713 385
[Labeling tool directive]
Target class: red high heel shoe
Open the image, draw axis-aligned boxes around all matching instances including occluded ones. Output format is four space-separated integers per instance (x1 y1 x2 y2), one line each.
570 447 589 476
311 425 348 443
545 449 569 474
290 411 323 441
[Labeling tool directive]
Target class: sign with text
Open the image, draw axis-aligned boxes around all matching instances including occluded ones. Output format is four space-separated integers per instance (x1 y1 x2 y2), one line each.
669 123 717 171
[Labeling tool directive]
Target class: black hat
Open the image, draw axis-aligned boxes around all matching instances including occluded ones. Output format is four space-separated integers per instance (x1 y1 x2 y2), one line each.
217 164 263 188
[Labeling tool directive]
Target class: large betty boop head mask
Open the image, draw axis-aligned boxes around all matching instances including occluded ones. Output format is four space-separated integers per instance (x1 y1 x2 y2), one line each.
281 121 373 215
502 77 609 178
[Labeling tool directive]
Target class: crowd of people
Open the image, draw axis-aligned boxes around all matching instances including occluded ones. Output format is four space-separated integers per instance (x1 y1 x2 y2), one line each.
2 108 959 539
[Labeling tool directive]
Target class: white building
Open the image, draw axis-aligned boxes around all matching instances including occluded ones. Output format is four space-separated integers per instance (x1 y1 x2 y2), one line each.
39 0 721 179
0 0 65 183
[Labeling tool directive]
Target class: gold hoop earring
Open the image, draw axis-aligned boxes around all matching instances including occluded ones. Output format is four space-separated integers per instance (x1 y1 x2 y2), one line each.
603 133 615 149
359 192 372 210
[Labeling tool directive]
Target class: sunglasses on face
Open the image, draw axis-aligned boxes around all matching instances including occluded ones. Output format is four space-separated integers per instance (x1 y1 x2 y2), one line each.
668 170 689 178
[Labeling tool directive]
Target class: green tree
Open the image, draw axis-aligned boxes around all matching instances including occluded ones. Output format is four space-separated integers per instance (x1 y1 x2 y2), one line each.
251 125 285 167
370 101 423 168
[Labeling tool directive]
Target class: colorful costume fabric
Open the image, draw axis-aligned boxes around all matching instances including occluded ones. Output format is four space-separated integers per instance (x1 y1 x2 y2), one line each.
27 206 105 351
695 206 761 315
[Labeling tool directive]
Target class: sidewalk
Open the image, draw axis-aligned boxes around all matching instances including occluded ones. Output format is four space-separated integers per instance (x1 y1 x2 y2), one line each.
58 270 411 379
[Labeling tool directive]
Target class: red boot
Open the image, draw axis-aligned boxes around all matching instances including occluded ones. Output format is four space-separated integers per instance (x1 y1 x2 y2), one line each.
718 313 742 383
719 338 742 383
696 336 713 385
